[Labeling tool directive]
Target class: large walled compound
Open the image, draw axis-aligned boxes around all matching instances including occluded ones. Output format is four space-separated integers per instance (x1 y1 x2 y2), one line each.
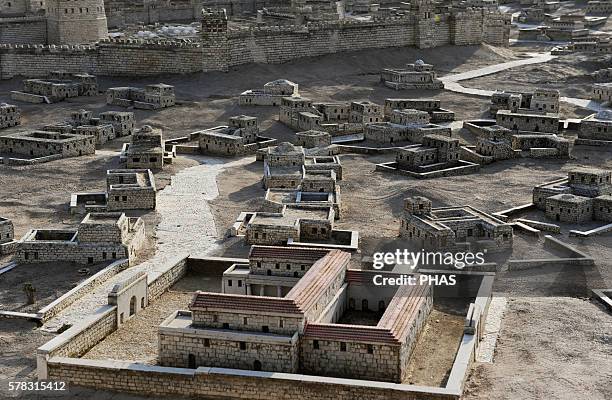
0 216 17 255
195 115 276 156
0 130 96 165
0 2 510 78
576 110 612 146
380 59 444 90
17 212 145 265
533 167 612 224
399 196 514 253
159 246 432 382
36 251 493 399
0 102 21 129
10 71 98 103
121 125 166 170
70 169 156 215
239 79 299 106
107 83 176 110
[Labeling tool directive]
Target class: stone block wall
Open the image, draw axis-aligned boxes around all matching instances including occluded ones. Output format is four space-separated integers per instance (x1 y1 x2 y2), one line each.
0 217 14 243
17 240 128 264
545 196 593 223
579 118 612 141
107 187 156 211
594 197 612 222
159 328 299 372
496 111 559 133
0 16 47 45
301 337 401 382
246 223 299 245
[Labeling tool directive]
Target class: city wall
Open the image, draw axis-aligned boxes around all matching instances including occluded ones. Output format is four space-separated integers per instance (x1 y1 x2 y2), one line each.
0 11 508 78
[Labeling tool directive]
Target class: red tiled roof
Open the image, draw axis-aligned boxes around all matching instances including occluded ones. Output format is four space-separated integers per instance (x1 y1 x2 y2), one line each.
303 323 399 345
346 269 406 284
190 292 302 315
249 245 329 262
379 283 431 343
286 250 350 312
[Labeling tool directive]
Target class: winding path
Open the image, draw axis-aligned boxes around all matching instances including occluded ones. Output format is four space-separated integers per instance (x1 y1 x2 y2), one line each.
43 156 251 330
440 52 610 113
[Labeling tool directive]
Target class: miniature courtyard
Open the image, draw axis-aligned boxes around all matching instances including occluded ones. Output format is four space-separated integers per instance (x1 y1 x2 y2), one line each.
0 1 611 400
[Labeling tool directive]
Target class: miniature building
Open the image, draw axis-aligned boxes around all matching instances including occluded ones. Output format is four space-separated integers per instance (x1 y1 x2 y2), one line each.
545 194 594 223
384 99 455 122
533 168 612 209
263 142 306 189
70 169 157 214
496 109 559 134
99 111 136 137
295 130 332 148
17 212 145 265
577 111 612 145
365 120 451 144
46 0 109 45
380 60 444 90
10 72 98 104
389 109 430 126
159 246 432 382
239 80 299 106
123 125 165 169
399 197 513 252
107 84 176 110
43 109 119 146
591 83 612 105
586 0 612 15
348 101 383 124
0 131 95 161
0 103 21 129
490 88 560 116
304 156 343 180
0 216 16 255
395 134 461 171
197 115 275 156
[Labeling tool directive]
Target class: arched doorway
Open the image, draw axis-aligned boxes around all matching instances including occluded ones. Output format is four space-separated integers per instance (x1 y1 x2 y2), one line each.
129 296 137 316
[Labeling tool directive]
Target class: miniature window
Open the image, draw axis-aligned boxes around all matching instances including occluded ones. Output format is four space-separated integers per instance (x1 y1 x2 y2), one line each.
262 326 269 333
223 323 229 329
340 342 347 352
228 280 232 287
313 340 319 350
204 339 210 347
243 317 248 325
367 345 374 354
239 342 247 350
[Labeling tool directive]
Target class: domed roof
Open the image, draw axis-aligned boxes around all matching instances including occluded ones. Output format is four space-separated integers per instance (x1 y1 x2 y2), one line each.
415 59 425 66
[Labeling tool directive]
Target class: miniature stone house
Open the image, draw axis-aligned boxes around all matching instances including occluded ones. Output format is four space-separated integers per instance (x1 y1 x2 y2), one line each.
124 125 165 169
389 109 430 126
545 194 594 223
99 111 136 137
496 109 559 134
0 131 95 160
533 168 612 224
0 103 21 129
380 60 444 90
17 212 145 265
239 80 299 106
348 101 384 124
295 130 332 148
383 99 455 122
10 72 98 104
262 142 306 189
0 216 16 255
198 115 274 156
107 84 176 110
71 169 157 214
578 111 612 144
159 246 432 382
400 197 513 253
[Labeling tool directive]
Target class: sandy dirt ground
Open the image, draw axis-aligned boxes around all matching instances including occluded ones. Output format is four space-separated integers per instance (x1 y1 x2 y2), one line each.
0 35 611 400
